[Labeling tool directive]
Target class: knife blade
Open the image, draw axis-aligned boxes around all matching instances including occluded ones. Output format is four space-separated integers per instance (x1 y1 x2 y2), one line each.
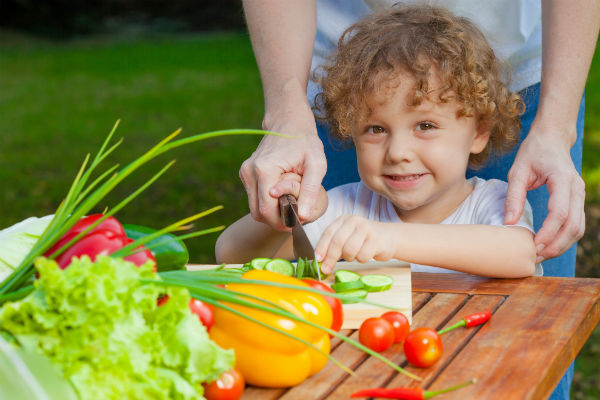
279 194 321 281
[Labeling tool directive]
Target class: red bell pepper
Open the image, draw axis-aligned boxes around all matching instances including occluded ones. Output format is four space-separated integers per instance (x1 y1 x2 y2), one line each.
122 237 156 268
54 229 127 269
46 214 155 269
437 310 491 335
45 214 125 259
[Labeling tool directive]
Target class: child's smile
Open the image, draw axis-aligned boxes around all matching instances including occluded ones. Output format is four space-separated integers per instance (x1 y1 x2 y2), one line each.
354 69 490 224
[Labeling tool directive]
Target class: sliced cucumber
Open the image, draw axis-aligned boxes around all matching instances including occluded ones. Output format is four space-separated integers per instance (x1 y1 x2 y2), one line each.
331 280 365 292
360 274 394 292
334 269 362 283
250 257 271 270
339 289 368 304
264 258 295 276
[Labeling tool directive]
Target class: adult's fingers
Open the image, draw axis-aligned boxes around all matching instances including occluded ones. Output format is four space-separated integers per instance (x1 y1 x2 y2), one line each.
269 177 302 200
537 175 586 261
297 151 327 221
533 174 573 254
239 158 259 220
255 159 287 229
504 166 531 225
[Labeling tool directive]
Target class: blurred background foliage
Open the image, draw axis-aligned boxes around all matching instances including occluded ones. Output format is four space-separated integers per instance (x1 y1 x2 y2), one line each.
0 2 598 398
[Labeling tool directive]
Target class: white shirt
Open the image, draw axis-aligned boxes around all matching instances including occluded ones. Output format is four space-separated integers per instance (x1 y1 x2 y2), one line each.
304 177 543 275
308 0 541 105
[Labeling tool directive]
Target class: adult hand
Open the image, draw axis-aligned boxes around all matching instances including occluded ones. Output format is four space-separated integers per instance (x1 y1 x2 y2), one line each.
504 126 585 263
239 101 327 231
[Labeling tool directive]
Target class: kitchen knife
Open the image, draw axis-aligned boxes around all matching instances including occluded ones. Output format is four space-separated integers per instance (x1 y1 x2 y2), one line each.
279 194 321 281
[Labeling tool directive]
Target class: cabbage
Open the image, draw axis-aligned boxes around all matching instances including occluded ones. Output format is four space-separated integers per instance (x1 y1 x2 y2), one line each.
0 215 54 282
0 256 234 400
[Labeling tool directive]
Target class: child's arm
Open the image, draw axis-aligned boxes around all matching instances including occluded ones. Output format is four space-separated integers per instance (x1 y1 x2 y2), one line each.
215 214 294 263
216 173 328 264
315 216 536 278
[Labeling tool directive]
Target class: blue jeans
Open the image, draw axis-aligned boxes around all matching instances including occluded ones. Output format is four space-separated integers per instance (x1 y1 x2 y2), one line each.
317 82 585 399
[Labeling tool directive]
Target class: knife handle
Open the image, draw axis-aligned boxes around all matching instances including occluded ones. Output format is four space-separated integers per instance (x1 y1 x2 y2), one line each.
279 195 298 228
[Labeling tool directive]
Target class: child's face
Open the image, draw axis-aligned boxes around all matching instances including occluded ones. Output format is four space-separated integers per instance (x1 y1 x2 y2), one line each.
353 69 490 223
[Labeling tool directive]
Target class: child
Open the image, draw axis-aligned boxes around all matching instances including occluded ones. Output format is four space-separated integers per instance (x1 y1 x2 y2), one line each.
216 4 539 278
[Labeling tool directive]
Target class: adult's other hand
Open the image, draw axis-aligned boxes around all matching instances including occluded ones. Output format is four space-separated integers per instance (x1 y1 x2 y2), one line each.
504 126 585 263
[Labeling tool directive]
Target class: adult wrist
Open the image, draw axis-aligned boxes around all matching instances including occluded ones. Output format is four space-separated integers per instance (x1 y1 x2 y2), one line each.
527 116 578 149
264 77 310 115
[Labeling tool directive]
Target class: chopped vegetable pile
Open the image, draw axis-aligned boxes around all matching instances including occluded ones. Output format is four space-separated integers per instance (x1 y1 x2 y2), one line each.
0 255 234 400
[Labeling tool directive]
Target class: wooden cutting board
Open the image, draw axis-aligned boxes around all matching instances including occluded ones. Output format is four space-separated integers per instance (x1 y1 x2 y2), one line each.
186 260 411 329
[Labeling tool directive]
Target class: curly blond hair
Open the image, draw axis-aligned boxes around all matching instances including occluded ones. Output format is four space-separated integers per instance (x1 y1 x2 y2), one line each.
314 4 525 168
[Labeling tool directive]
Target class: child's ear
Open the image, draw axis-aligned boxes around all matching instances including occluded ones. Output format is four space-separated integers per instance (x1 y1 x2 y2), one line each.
470 123 491 154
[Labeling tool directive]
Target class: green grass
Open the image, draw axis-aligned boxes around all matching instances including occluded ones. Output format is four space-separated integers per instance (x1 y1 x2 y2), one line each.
0 32 264 264
0 31 599 398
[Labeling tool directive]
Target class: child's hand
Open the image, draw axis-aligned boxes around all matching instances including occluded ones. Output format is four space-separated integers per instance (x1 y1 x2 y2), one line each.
315 215 396 274
269 173 328 225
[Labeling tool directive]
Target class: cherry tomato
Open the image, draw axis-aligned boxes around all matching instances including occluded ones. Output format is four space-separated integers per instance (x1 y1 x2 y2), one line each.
381 311 410 344
358 317 394 352
203 368 245 400
302 279 344 333
189 298 215 330
122 238 156 271
54 229 126 269
45 214 125 258
403 327 443 368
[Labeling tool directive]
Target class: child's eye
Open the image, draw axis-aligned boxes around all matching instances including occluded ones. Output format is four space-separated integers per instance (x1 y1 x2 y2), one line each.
367 126 386 135
416 122 436 131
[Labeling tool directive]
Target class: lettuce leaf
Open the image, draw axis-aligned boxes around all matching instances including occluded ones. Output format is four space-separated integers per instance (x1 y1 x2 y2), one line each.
0 256 234 400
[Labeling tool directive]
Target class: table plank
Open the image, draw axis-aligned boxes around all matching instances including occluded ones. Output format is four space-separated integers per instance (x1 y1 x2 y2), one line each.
430 277 600 399
412 272 523 295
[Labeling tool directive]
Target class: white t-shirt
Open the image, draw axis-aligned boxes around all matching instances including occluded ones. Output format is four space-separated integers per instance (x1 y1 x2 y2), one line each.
308 0 541 105
303 177 543 275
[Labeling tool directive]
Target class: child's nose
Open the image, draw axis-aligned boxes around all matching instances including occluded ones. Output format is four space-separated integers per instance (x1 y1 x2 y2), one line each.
385 132 414 164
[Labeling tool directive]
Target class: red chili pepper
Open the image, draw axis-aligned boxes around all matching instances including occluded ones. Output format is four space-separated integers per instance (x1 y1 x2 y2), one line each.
437 309 491 335
350 387 424 399
464 309 492 327
350 379 475 399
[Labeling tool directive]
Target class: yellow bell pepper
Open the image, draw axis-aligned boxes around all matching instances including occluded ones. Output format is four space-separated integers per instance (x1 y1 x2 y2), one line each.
209 269 333 388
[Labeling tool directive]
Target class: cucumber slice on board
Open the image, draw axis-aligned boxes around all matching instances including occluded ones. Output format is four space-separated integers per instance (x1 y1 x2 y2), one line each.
250 258 271 270
331 280 365 292
360 274 394 292
334 269 362 283
339 289 368 304
264 259 295 276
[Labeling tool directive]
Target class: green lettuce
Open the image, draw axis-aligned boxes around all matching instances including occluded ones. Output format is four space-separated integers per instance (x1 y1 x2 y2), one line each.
0 256 234 400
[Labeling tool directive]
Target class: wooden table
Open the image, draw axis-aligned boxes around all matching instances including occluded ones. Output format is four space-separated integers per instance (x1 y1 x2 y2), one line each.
241 273 600 400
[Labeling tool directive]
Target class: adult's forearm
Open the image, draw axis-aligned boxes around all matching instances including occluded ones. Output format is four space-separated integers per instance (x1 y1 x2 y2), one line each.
536 0 600 146
242 0 317 115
